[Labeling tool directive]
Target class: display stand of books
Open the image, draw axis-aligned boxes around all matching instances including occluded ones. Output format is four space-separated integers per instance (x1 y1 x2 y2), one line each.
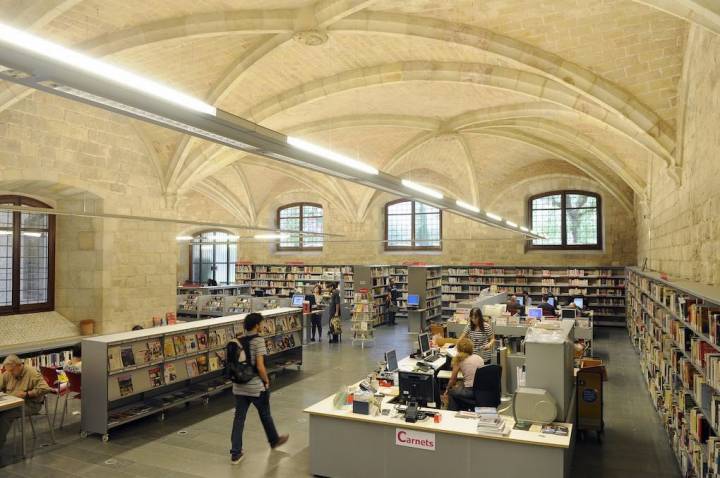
81 308 303 441
627 267 720 476
351 291 376 348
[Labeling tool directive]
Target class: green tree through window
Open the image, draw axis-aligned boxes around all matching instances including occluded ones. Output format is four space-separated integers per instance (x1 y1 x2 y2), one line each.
528 191 601 250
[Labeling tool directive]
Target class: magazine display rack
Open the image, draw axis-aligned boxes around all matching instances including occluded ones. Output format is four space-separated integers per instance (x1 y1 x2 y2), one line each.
81 308 302 441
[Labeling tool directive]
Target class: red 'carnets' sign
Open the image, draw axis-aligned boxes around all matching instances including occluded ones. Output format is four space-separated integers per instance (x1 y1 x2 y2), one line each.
395 428 435 451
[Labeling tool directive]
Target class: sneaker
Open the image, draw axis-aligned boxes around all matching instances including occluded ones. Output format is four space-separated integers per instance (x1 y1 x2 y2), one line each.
310 337 316 342
231 452 245 464
271 434 289 449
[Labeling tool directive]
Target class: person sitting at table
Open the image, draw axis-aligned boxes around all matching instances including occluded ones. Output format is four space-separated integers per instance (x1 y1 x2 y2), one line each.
538 294 557 316
0 355 52 450
443 338 484 411
506 295 522 316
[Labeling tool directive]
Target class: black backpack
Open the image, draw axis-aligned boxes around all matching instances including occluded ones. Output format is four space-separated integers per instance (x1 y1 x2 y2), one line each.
225 336 257 384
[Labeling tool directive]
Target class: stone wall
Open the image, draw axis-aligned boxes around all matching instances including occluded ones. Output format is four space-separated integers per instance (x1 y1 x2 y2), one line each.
187 174 636 270
636 25 720 286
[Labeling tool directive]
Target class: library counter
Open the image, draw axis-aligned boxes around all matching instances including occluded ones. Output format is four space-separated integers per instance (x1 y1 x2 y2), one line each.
304 388 573 478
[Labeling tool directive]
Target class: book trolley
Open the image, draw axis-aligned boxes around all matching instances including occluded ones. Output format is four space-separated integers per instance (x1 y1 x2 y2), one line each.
80 308 303 441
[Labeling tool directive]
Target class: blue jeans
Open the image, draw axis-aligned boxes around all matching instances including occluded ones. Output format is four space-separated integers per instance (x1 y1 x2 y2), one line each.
230 391 280 455
448 386 475 411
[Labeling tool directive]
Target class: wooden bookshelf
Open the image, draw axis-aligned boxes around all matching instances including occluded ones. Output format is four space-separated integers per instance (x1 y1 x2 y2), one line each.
442 265 626 326
235 263 354 304
81 308 302 441
627 267 720 476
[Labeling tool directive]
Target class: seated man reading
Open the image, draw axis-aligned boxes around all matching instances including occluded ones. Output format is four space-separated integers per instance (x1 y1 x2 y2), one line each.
0 355 52 450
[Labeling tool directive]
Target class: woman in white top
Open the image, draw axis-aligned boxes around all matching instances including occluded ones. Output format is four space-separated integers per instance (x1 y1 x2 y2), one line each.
443 338 484 411
459 307 495 363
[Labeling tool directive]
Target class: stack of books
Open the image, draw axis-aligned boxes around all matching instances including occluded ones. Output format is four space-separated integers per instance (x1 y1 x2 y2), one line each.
475 407 509 436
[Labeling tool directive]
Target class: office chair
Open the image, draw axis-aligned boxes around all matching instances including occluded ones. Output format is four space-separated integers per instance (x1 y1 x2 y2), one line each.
457 364 502 411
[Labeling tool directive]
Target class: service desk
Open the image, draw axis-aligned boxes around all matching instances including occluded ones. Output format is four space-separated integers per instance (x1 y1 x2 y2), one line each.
305 388 573 478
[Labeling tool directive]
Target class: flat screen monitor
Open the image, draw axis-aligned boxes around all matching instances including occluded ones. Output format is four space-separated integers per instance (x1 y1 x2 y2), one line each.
418 333 431 357
385 350 399 372
547 297 555 307
516 296 524 306
399 371 436 406
291 294 305 307
407 294 420 308
573 297 584 309
528 307 543 319
561 308 577 319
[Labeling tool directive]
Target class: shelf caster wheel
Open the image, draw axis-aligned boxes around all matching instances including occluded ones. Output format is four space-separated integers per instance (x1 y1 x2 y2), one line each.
101 434 110 443
79 431 88 439
159 413 165 422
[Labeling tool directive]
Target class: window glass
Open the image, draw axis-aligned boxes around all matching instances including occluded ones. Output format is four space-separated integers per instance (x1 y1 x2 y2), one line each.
386 200 441 250
189 230 238 285
0 231 12 306
529 192 601 249
278 204 324 249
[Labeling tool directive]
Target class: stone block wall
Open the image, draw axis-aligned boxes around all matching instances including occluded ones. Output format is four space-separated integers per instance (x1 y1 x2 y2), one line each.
636 25 720 286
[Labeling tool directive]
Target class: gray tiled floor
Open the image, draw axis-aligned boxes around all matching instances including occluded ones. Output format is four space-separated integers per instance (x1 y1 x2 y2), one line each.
1 322 680 477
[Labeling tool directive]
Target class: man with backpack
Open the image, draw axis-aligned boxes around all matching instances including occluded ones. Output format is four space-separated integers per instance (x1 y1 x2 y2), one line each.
227 313 288 464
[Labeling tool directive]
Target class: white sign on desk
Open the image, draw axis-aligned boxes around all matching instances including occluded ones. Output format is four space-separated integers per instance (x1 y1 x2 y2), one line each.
395 428 435 451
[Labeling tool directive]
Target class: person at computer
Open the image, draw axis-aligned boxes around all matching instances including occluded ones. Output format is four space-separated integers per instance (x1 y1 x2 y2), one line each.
538 294 557 316
0 355 52 451
442 338 484 411
506 295 522 316
458 307 495 364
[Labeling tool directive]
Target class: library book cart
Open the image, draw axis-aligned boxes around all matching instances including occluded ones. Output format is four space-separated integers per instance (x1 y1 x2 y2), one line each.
80 308 302 441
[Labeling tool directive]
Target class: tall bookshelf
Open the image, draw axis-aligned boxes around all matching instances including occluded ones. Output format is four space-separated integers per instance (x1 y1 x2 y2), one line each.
236 263 354 304
627 267 720 477
81 308 302 441
354 265 391 326
408 266 443 325
388 266 409 319
441 265 626 325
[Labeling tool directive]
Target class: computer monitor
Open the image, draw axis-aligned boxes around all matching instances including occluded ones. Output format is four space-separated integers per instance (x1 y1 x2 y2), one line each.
561 308 577 319
291 294 305 307
573 297 584 309
399 371 436 407
516 296 524 306
407 294 420 308
418 333 431 358
547 297 555 307
385 350 398 372
528 307 543 319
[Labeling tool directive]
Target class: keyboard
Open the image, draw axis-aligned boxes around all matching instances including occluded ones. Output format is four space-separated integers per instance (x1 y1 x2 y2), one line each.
424 352 443 363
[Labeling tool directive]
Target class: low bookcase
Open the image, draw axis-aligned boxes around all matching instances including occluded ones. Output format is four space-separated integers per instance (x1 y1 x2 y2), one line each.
81 307 302 441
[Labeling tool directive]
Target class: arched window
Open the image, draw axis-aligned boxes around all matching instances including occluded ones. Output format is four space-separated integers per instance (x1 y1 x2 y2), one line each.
0 195 55 315
528 191 602 250
190 231 237 284
385 200 442 250
277 203 323 250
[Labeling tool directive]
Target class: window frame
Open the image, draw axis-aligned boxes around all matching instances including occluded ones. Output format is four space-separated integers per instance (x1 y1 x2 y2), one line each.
0 195 56 316
526 190 602 251
188 230 237 285
276 202 324 251
384 199 443 251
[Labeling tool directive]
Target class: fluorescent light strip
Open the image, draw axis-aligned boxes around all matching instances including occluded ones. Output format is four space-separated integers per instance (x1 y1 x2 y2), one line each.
505 220 518 228
21 231 42 237
0 230 11 235
0 22 216 115
486 212 502 221
455 200 480 213
401 179 443 199
36 82 257 152
287 137 378 176
254 234 289 240
519 226 529 232
176 236 193 241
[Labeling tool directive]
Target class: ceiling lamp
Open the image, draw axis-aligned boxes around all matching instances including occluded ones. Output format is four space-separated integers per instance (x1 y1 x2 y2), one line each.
287 137 378 175
401 180 443 199
455 200 480 213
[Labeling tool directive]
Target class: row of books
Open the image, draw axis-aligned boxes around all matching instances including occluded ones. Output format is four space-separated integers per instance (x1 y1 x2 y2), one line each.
259 315 300 336
21 349 76 368
265 333 298 354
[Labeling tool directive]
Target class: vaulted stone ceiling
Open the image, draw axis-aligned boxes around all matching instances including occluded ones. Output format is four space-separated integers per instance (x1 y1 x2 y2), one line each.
1 0 713 228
